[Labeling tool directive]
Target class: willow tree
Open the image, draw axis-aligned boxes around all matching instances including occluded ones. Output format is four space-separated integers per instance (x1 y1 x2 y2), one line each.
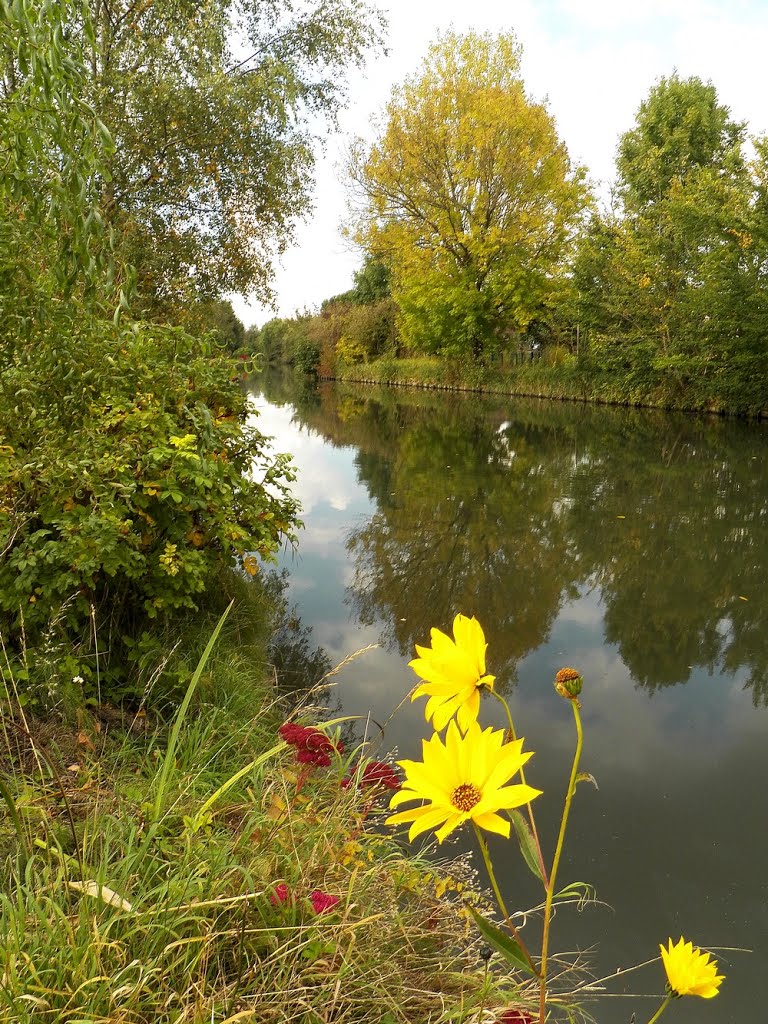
1 0 383 315
346 31 589 360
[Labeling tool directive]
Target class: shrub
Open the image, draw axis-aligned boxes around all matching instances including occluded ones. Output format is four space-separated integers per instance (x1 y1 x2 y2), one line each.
0 315 300 705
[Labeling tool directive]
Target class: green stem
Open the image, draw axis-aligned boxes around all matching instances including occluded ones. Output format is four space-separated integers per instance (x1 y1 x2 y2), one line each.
473 822 539 977
491 690 549 887
539 699 583 1024
646 993 673 1024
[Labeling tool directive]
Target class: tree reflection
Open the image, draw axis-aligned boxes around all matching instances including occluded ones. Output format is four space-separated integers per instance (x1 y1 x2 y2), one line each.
284 382 768 704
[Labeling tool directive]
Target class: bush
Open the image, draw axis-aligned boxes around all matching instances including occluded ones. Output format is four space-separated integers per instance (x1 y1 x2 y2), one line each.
0 314 300 705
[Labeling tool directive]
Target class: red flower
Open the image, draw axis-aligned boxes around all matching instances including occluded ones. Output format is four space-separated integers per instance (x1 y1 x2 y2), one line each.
270 882 291 906
342 760 400 791
309 890 340 914
497 1011 535 1024
279 722 309 745
279 722 343 767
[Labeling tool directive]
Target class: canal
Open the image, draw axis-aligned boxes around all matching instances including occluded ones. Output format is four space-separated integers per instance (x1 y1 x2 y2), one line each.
250 372 767 1023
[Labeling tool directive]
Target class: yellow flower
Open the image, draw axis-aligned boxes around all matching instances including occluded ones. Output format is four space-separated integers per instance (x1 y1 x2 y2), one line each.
660 937 724 999
386 720 541 843
409 614 495 731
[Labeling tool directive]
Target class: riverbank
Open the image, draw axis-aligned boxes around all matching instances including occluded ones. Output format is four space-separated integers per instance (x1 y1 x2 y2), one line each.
323 354 768 418
0 572 536 1024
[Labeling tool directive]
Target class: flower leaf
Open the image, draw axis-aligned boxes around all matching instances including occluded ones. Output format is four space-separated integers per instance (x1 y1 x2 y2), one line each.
575 771 599 790
507 809 544 882
467 906 536 976
552 880 596 908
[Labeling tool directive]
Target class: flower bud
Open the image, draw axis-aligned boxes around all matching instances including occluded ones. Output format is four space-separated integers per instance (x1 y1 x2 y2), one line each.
554 667 583 701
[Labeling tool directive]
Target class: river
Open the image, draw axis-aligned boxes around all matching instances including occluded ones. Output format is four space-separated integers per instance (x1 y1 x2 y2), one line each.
249 371 767 1024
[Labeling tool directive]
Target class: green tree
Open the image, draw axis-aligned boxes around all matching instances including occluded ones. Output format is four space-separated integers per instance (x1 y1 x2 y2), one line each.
0 0 300 704
12 0 384 314
201 300 246 351
616 74 746 210
347 31 589 361
574 73 767 394
0 0 117 327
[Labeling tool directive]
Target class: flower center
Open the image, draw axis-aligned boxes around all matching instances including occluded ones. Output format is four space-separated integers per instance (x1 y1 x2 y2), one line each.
450 782 482 812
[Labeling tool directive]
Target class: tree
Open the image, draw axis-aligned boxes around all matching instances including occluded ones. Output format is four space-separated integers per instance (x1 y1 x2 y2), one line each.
0 0 116 330
0 0 301 704
5 0 384 314
616 74 746 211
347 31 589 361
572 72 768 411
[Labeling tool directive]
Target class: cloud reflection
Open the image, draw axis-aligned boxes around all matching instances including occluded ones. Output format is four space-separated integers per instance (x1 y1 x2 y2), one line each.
250 399 367 515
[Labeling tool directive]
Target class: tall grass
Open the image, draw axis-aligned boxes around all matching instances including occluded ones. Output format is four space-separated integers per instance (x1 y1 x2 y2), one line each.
0 588 535 1024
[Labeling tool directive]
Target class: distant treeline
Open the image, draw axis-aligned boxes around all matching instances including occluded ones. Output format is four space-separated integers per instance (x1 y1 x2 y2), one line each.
249 35 768 415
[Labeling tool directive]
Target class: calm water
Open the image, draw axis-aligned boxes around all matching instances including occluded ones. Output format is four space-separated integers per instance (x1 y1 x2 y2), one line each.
249 372 767 1024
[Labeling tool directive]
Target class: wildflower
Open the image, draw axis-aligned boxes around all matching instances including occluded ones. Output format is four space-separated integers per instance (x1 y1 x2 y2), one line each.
660 937 724 998
410 614 495 731
386 719 541 843
278 722 343 767
497 1011 535 1024
309 890 340 914
554 666 583 701
342 760 400 791
270 882 291 906
279 722 307 745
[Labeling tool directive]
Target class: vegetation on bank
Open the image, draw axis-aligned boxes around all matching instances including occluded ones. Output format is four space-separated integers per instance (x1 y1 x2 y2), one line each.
250 33 768 416
322 350 768 416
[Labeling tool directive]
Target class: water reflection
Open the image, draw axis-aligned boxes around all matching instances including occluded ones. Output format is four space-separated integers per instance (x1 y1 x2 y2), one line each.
264 375 768 703
251 372 768 1023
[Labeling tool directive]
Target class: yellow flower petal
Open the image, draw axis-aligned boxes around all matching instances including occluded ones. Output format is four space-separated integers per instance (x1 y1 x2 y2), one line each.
409 614 495 731
387 720 541 844
660 937 724 999
434 811 466 843
471 811 511 838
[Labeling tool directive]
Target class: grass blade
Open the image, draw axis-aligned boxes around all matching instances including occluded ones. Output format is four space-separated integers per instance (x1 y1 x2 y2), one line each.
152 599 233 822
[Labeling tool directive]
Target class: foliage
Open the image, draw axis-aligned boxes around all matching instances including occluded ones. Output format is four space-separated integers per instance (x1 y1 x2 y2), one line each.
616 74 746 209
0 0 117 308
351 255 391 304
248 314 312 366
0 315 300 703
336 333 370 367
34 0 384 313
347 30 590 360
0 621 528 1024
0 1 300 705
198 300 246 352
322 255 392 308
307 300 350 376
574 73 768 402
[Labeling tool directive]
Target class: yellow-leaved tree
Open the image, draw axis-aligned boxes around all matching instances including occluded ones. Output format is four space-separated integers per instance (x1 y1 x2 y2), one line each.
346 30 591 360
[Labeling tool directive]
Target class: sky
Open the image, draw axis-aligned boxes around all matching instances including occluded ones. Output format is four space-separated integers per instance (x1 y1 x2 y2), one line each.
230 0 768 328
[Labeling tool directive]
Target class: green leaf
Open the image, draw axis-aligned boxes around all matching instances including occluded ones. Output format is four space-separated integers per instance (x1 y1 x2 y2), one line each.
575 771 599 790
467 906 536 976
507 809 544 882
552 881 596 907
152 600 233 822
